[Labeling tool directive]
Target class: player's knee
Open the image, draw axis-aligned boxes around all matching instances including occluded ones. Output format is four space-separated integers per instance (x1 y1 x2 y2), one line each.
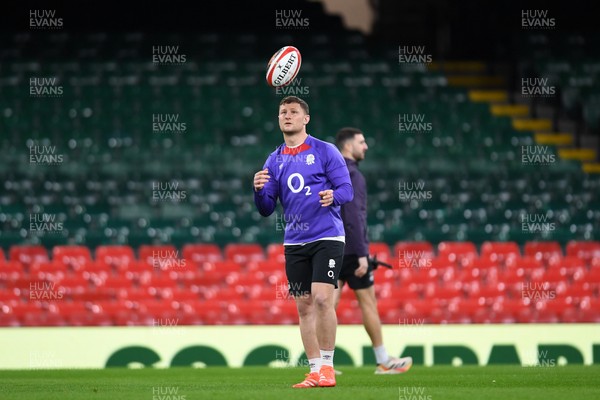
312 292 333 310
295 297 313 317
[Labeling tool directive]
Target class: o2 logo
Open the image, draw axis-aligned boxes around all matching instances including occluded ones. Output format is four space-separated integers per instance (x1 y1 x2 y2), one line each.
287 173 311 196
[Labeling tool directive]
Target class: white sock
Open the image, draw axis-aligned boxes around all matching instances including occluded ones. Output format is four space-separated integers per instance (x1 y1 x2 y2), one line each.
320 350 334 367
373 345 389 365
308 357 321 373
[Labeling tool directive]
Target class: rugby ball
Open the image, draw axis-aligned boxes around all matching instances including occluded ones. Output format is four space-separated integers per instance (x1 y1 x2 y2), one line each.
266 46 302 87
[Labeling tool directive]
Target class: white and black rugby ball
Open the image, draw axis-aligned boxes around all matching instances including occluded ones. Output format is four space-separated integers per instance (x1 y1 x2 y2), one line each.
266 46 302 87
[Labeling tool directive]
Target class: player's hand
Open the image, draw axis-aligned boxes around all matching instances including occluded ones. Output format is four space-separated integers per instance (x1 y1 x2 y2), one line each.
318 190 334 207
354 256 369 278
253 169 270 192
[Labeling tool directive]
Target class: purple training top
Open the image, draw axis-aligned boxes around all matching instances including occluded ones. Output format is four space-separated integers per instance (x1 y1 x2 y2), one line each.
254 135 354 245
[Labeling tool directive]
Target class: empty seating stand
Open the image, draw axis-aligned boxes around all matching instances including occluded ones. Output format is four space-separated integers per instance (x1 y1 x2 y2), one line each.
0 241 599 326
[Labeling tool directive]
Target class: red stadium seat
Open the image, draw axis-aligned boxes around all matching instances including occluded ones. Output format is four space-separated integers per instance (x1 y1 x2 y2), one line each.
266 244 285 263
95 245 136 268
11 302 43 318
225 301 269 324
538 297 575 315
491 298 532 322
579 298 600 322
424 283 464 301
373 267 396 284
524 241 562 261
94 300 136 319
547 256 586 271
585 269 600 286
212 287 245 301
437 241 477 263
55 275 90 291
369 242 392 263
9 245 49 266
247 259 284 273
52 245 92 270
460 257 499 270
480 241 520 263
224 244 265 264
247 285 285 301
234 271 268 289
0 261 24 280
0 314 21 327
543 269 569 284
190 300 226 324
22 313 67 327
448 298 487 320
54 301 88 316
182 243 223 265
0 248 4 262
267 300 298 324
469 283 507 303
402 298 438 320
402 269 437 292
505 256 543 272
71 289 114 303
139 300 178 318
561 281 593 300
185 270 231 288
202 260 243 274
566 241 600 262
0 288 20 304
29 260 69 275
94 276 134 290
500 269 527 295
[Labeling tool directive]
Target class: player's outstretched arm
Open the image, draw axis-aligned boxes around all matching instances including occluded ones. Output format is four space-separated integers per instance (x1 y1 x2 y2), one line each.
253 167 279 216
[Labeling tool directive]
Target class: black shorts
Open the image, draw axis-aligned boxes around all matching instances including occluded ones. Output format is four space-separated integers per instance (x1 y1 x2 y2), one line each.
338 254 375 290
284 240 345 297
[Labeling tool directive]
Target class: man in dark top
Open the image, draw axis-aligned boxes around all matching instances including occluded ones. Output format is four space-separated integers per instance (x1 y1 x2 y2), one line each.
334 127 413 374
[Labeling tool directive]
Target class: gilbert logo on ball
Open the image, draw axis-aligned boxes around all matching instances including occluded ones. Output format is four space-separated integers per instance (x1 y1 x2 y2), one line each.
266 46 302 87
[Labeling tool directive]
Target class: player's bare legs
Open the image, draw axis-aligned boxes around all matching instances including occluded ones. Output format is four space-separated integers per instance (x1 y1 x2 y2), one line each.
354 286 383 347
294 294 320 360
312 282 337 350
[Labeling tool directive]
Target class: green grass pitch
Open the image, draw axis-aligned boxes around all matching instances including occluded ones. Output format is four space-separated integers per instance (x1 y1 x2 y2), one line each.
2 366 599 400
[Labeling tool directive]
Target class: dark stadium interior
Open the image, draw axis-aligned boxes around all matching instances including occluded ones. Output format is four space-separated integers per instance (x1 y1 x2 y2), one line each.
0 0 599 327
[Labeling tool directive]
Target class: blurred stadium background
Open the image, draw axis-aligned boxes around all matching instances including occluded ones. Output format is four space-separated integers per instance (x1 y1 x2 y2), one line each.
1 0 599 372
